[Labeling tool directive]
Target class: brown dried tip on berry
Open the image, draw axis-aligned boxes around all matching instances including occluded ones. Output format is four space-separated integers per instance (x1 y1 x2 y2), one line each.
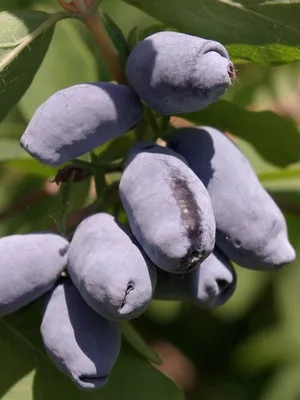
50 166 93 185
228 63 236 80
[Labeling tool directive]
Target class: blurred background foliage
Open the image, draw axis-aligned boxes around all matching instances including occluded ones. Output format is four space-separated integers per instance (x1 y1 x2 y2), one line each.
1 0 300 399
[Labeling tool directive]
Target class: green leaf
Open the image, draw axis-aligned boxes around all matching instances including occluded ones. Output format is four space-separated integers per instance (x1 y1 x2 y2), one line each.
99 341 184 400
120 321 162 365
180 100 300 167
228 43 300 66
0 302 183 400
5 158 55 178
57 179 74 237
0 121 25 139
90 152 107 200
18 10 99 121
260 363 300 400
0 138 30 161
127 23 172 48
127 26 140 49
212 267 271 322
96 134 134 161
146 300 183 325
123 0 300 65
0 10 65 122
234 327 297 374
102 12 131 67
259 169 300 183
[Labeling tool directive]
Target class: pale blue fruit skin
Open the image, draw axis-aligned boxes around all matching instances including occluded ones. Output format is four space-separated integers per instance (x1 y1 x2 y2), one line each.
154 249 237 308
168 127 296 270
125 31 233 115
119 142 216 273
67 213 157 321
41 280 121 391
0 233 68 317
20 82 143 167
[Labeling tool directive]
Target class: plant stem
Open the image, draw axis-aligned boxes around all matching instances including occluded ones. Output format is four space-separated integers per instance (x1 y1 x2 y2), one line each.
134 121 146 141
82 11 127 84
160 115 170 133
72 0 87 13
0 318 50 363
58 174 75 237
71 159 98 170
143 107 160 138
90 152 107 200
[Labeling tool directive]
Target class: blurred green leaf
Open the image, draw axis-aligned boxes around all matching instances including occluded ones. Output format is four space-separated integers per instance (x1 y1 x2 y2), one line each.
259 169 300 182
127 23 172 48
0 138 29 161
146 300 183 325
127 26 140 49
0 122 25 139
99 341 184 400
0 10 63 122
18 11 99 120
120 321 162 365
0 303 184 400
260 363 300 400
234 327 299 374
275 257 300 329
213 267 271 321
5 158 55 178
57 178 75 237
180 100 300 167
234 136 276 176
123 0 300 65
90 152 107 200
102 12 131 66
102 0 155 35
96 134 134 161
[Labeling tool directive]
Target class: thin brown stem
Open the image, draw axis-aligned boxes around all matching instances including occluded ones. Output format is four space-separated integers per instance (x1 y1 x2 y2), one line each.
57 0 78 12
83 12 127 84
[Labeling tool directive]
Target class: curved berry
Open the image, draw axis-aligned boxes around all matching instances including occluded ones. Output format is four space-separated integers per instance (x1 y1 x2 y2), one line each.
126 31 233 115
168 127 295 270
154 249 236 308
20 82 143 166
41 280 121 390
0 233 68 317
119 142 216 273
67 213 157 321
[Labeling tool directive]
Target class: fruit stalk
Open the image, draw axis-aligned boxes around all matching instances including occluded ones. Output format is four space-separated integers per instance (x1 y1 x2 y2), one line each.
83 11 128 84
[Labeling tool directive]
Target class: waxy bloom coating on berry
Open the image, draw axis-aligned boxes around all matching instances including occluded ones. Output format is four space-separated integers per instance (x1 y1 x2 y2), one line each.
119 142 216 273
20 82 143 166
41 280 121 390
154 249 237 308
67 213 157 321
168 127 296 270
0 233 68 317
126 31 233 115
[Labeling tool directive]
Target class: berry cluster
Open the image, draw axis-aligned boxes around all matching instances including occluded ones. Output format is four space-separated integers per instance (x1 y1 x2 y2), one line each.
0 31 294 391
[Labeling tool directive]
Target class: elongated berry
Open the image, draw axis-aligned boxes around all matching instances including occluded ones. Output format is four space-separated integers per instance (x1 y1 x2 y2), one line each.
67 213 157 320
126 31 233 115
41 280 121 390
20 82 143 166
119 142 216 273
0 233 68 317
168 127 295 270
154 249 236 308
